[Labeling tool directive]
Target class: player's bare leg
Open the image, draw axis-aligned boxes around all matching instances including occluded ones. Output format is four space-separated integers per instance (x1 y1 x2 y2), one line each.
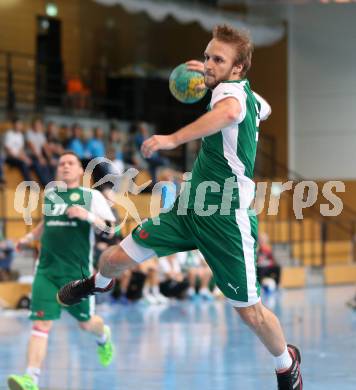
236 302 286 355
27 321 52 373
236 302 303 389
8 320 52 390
79 315 115 367
99 245 137 278
79 314 104 336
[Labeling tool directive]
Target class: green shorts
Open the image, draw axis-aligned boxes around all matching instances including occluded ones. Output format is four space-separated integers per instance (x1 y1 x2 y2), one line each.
30 272 94 322
122 206 261 306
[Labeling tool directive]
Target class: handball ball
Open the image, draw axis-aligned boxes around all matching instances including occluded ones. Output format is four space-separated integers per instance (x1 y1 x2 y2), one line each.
169 63 207 104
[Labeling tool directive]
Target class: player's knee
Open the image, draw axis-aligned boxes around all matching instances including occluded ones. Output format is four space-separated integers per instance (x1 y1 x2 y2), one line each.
78 315 103 332
33 320 53 333
100 245 126 267
99 245 137 277
78 319 92 331
235 305 266 330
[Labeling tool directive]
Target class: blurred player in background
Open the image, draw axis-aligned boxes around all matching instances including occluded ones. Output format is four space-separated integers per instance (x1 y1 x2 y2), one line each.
58 25 303 389
8 152 116 390
179 251 215 301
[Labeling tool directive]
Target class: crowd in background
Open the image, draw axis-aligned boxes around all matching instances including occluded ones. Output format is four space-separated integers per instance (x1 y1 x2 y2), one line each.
0 117 170 187
0 233 17 282
0 116 172 284
0 116 285 306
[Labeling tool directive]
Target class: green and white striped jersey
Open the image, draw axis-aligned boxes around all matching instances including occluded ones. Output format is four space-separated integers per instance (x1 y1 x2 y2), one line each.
38 186 115 279
182 79 271 213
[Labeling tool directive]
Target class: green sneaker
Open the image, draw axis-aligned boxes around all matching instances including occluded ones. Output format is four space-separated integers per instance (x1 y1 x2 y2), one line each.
97 325 114 367
7 374 39 390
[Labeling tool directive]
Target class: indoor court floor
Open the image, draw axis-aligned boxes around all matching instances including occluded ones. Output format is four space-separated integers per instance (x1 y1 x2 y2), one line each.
0 285 355 390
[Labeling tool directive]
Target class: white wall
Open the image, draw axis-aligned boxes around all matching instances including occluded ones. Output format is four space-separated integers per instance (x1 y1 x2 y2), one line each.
250 3 356 180
288 4 356 180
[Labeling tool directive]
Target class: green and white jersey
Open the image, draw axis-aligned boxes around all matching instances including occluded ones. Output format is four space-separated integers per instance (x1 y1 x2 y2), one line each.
38 186 115 279
184 79 271 213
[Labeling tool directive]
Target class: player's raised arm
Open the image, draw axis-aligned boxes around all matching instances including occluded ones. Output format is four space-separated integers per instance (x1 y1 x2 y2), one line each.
141 96 241 158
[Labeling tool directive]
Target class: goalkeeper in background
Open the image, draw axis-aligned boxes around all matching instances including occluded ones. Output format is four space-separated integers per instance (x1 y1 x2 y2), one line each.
8 151 116 390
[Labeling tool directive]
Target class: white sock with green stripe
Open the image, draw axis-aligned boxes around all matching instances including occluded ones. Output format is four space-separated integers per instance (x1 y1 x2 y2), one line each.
26 367 40 385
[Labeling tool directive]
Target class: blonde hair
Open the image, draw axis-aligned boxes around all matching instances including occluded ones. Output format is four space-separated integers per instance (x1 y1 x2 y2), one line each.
213 24 253 78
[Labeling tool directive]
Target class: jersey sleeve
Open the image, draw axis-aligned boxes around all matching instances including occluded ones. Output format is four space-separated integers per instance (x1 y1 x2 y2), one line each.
253 92 272 121
211 83 247 123
90 189 116 222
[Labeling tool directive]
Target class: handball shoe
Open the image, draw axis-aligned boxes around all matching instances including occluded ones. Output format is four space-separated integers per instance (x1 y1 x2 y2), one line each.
7 374 39 390
97 325 115 367
276 344 303 390
57 275 114 306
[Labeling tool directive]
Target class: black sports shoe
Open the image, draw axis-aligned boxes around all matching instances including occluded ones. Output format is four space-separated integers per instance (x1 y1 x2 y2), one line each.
56 275 114 306
276 344 303 390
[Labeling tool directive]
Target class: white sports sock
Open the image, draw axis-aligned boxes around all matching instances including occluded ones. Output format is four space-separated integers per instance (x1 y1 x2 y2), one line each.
151 285 160 295
96 326 108 345
187 287 195 296
26 367 40 385
274 346 293 371
95 273 113 289
142 285 150 296
200 287 210 295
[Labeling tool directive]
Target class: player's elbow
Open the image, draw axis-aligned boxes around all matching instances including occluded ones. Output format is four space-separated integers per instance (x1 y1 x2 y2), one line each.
224 107 240 123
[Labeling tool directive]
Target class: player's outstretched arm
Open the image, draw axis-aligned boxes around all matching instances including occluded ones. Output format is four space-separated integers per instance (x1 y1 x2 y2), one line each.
141 97 241 158
16 220 44 251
